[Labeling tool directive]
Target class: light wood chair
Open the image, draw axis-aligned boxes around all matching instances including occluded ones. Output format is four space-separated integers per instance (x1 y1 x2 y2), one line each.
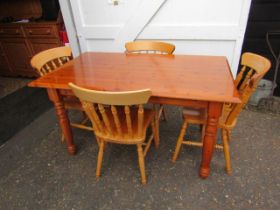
30 47 93 140
30 46 72 76
69 83 159 185
125 41 175 124
172 52 271 174
125 41 175 55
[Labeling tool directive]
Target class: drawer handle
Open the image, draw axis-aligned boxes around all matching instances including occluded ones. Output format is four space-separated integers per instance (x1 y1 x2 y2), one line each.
29 30 33 34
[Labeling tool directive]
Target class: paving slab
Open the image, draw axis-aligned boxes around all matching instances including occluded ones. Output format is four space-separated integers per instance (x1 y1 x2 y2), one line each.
0 106 279 210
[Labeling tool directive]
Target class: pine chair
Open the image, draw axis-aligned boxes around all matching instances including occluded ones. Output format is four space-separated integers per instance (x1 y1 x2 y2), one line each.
30 46 93 141
125 41 175 122
69 83 159 185
172 52 271 174
30 46 72 76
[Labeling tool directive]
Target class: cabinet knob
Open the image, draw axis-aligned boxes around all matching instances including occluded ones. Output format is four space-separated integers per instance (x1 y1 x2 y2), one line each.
46 29 51 34
15 29 19 34
29 30 33 34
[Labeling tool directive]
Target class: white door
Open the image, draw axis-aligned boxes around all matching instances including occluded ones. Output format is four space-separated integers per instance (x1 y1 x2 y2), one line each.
63 0 252 75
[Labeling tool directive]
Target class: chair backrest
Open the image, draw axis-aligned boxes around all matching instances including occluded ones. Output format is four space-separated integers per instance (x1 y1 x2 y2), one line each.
234 52 271 92
30 46 72 76
69 83 152 141
125 41 175 54
224 53 271 126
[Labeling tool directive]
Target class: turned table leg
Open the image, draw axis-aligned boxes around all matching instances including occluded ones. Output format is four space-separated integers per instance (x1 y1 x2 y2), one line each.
199 102 222 178
47 88 76 155
152 104 160 148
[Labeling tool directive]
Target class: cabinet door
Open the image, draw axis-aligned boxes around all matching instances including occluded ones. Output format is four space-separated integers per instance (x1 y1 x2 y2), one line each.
1 38 37 77
29 38 62 55
0 41 13 76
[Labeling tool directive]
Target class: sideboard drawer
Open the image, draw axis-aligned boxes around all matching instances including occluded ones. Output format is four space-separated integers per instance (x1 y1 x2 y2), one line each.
24 25 58 38
0 25 24 37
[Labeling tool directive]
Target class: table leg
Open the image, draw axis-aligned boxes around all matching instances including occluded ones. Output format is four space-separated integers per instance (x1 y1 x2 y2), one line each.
152 104 160 148
199 102 222 178
47 88 76 155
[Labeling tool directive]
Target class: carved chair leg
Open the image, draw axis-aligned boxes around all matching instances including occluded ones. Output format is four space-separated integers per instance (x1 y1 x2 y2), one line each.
96 139 105 179
81 111 89 124
61 133 65 142
152 105 160 148
227 130 231 142
137 144 147 185
172 120 188 162
222 129 232 175
95 134 101 146
161 105 167 121
151 116 159 148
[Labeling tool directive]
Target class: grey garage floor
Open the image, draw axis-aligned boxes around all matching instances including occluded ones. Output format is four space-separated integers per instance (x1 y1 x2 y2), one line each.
0 106 279 210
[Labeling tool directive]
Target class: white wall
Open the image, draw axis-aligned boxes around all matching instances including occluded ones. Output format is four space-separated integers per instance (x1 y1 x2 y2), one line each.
60 0 252 76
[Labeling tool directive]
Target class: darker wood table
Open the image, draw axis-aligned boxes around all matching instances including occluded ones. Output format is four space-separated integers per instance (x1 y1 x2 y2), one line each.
29 52 240 179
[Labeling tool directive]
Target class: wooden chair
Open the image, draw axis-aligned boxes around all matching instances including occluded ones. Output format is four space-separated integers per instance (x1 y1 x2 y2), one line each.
69 83 159 185
30 46 72 76
172 52 271 174
125 41 175 55
125 41 175 122
30 47 93 140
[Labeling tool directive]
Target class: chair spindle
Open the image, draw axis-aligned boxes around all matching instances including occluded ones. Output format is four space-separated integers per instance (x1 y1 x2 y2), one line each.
138 104 144 138
111 105 123 137
239 68 254 91
125 105 133 138
98 104 112 135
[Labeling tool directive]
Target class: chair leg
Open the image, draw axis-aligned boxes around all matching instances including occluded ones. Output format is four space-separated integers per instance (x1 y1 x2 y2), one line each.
227 130 231 142
81 111 89 124
61 133 65 142
96 139 105 179
137 144 147 185
161 105 167 121
95 135 101 146
151 117 159 148
222 129 232 175
172 120 188 162
152 105 160 148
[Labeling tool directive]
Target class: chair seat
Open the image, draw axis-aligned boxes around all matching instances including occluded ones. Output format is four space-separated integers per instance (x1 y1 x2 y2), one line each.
63 96 83 110
182 107 207 124
95 107 155 144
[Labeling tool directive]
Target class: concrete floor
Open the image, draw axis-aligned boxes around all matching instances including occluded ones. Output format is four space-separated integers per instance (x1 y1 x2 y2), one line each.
0 106 279 209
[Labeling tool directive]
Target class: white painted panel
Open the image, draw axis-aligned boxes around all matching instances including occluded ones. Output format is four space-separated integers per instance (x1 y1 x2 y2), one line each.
79 0 141 26
152 0 244 25
139 25 239 40
86 40 115 52
63 0 252 76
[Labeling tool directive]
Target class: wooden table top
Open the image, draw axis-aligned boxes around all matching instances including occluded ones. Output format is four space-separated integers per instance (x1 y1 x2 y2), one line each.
29 52 240 103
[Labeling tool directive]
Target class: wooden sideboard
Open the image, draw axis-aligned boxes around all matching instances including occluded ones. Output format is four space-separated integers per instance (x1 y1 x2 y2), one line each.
0 22 62 77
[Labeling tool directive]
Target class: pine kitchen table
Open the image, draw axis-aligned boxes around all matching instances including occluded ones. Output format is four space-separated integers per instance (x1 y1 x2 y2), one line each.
29 52 240 179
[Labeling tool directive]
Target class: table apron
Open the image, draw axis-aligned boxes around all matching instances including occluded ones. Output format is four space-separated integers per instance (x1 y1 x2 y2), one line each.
58 89 209 108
